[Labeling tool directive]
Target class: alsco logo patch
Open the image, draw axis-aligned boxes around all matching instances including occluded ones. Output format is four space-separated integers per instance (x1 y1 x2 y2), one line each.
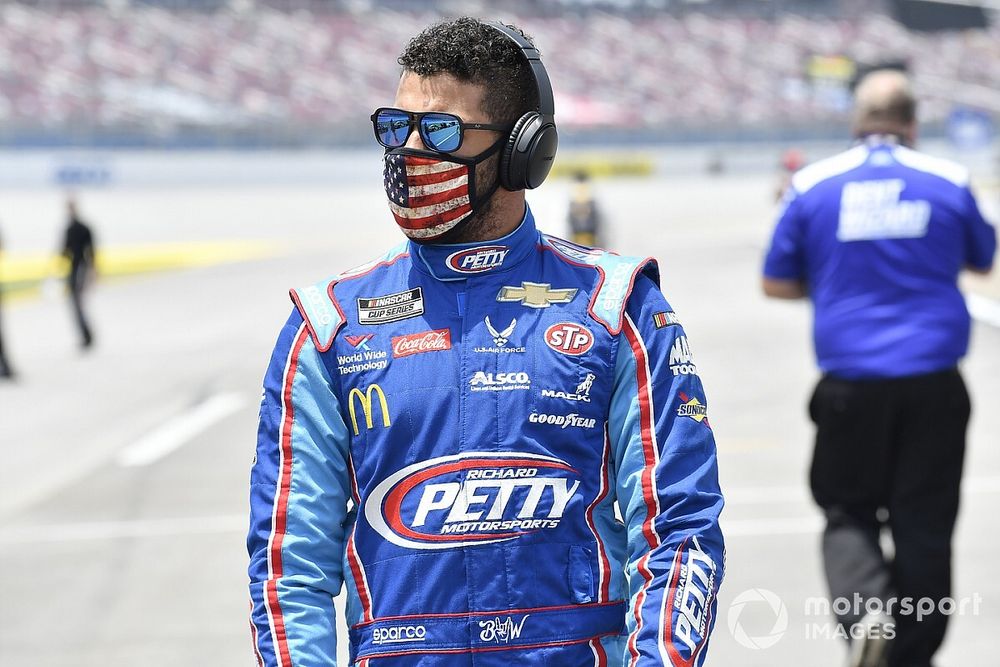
544 322 594 356
364 452 580 550
446 245 509 273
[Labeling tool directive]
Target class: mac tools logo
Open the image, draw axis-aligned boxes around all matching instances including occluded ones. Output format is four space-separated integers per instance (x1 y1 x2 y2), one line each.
447 245 509 273
364 452 581 550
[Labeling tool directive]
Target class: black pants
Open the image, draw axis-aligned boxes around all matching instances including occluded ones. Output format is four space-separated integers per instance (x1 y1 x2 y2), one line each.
0 289 11 376
809 369 969 667
69 267 93 346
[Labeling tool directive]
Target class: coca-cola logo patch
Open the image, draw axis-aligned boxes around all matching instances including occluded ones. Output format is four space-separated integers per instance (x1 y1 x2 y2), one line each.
364 452 581 551
392 329 452 358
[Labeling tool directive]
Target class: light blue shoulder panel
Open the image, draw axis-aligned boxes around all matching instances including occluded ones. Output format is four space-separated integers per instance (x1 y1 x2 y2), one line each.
541 235 659 336
290 241 409 353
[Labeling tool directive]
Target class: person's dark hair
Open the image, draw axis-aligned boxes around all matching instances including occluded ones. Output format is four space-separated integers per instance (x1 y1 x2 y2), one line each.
397 17 540 125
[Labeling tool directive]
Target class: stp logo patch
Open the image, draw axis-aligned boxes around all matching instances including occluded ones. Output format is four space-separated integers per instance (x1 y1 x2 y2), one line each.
446 245 509 273
364 452 580 550
544 322 594 356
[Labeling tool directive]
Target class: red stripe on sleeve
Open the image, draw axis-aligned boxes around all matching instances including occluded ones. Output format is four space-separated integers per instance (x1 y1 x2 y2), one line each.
264 325 310 666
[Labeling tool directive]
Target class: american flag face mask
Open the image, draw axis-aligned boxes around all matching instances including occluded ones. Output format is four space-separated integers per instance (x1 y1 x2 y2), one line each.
382 140 503 243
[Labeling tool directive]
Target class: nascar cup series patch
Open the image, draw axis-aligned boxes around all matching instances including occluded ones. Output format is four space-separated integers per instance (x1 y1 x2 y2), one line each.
357 287 424 325
364 452 580 550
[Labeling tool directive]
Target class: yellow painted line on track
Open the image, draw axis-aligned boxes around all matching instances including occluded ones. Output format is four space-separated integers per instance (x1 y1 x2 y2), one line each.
0 240 281 299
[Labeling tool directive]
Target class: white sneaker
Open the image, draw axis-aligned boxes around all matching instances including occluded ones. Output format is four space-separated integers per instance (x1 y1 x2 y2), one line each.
848 612 893 667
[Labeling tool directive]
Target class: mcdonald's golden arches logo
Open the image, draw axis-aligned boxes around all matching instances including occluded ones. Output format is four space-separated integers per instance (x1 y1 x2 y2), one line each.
348 384 391 436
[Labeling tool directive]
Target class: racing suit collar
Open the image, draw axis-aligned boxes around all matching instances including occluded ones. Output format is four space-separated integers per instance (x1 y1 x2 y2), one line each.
410 205 538 282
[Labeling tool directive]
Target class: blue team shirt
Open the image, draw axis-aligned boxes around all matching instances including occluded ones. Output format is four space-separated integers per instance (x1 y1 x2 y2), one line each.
764 138 996 379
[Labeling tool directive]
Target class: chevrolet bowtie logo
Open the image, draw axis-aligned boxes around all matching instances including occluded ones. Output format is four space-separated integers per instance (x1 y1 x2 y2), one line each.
496 282 578 309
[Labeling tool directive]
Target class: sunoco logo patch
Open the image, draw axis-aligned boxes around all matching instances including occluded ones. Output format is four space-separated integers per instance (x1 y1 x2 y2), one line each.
357 287 424 325
364 452 580 550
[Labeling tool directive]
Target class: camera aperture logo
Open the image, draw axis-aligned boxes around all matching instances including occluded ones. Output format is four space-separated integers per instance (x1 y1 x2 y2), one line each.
727 588 789 650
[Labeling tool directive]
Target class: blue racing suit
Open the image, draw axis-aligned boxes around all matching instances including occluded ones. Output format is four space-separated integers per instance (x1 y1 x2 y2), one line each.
248 206 725 666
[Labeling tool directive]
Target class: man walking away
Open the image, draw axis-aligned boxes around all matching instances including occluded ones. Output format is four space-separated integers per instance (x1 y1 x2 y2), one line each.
62 197 96 349
0 225 14 378
762 70 996 667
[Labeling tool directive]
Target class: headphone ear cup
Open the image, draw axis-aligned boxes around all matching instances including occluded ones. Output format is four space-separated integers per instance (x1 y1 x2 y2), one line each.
500 113 536 192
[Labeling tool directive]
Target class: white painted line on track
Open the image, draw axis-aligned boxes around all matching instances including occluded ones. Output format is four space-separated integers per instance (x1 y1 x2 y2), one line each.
967 292 1000 328
724 516 823 537
725 476 1000 505
0 514 246 545
116 392 246 467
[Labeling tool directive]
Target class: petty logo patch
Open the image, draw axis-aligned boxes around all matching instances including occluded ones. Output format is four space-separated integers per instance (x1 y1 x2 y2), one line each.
446 245 509 273
544 322 594 356
364 452 581 550
357 287 424 325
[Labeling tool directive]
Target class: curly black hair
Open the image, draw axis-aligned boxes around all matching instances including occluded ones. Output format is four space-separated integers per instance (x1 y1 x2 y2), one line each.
397 17 540 125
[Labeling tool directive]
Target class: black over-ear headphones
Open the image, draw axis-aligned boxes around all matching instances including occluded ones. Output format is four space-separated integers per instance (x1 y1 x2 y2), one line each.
487 21 559 192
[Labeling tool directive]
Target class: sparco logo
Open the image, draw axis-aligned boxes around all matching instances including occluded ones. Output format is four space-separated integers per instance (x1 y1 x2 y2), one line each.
363 452 581 550
599 262 634 312
544 322 594 356
479 615 530 643
373 625 427 645
447 245 509 273
392 329 451 359
470 371 530 391
301 284 332 326
528 413 597 429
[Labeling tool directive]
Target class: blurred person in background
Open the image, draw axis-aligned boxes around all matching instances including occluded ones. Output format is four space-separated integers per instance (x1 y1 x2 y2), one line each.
567 170 604 246
247 17 725 667
775 147 806 201
762 70 996 667
61 197 96 349
0 225 14 379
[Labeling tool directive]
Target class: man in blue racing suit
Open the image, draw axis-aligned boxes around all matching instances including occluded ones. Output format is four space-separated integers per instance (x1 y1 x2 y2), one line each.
248 17 725 666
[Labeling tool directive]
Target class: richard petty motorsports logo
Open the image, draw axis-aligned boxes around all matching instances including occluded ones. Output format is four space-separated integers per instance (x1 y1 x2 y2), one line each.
446 245 509 274
364 452 581 550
